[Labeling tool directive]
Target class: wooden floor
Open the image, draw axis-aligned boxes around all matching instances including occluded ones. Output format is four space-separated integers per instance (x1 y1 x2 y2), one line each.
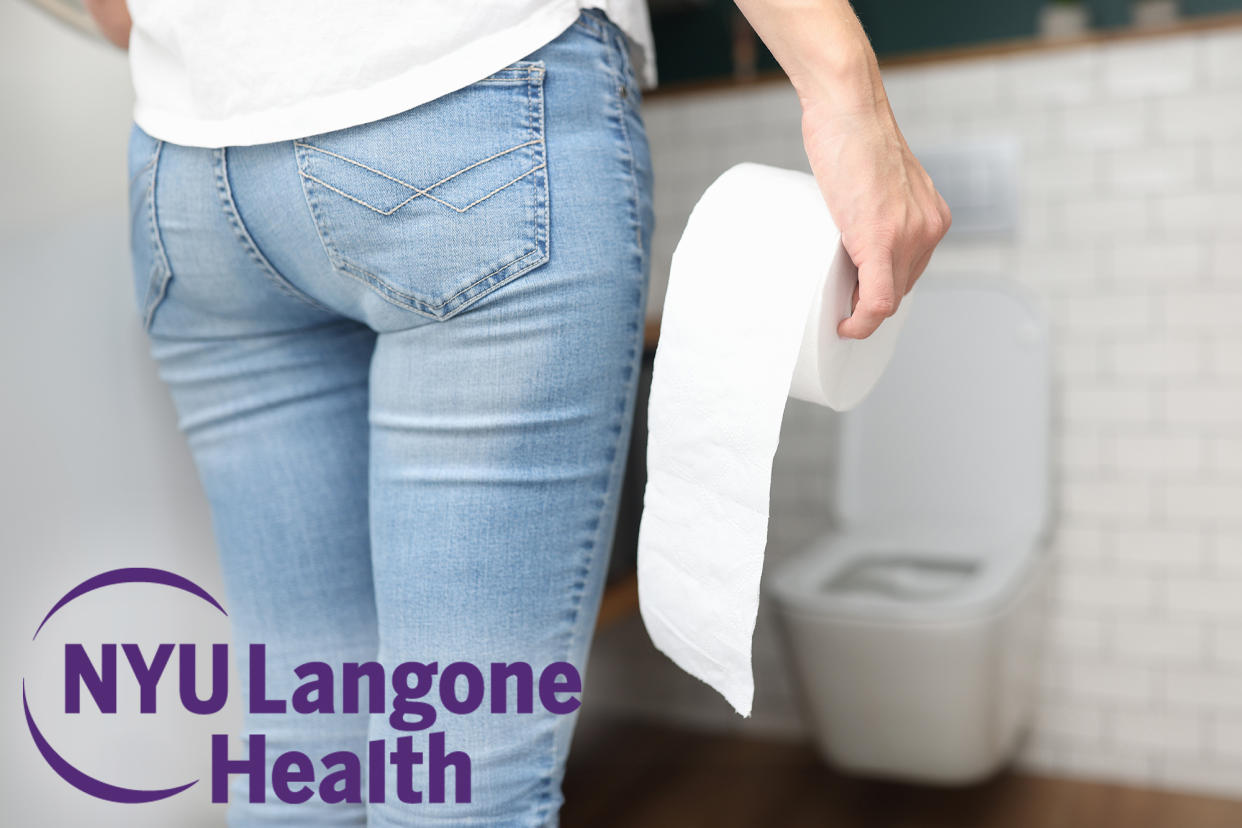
562 720 1242 828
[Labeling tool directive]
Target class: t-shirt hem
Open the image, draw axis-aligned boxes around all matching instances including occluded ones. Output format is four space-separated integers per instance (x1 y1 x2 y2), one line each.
134 2 584 148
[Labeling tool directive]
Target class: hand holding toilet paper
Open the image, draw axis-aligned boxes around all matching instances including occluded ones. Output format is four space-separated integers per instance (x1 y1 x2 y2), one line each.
637 163 911 716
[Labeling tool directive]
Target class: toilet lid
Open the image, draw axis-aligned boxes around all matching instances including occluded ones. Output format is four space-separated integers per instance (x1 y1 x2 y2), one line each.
832 278 1050 539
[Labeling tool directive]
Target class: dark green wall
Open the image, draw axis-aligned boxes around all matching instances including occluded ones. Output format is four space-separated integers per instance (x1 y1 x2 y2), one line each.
850 0 1045 55
1184 0 1242 11
651 0 1242 84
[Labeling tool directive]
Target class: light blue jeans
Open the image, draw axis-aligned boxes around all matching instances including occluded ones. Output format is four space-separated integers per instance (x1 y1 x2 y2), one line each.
126 11 651 826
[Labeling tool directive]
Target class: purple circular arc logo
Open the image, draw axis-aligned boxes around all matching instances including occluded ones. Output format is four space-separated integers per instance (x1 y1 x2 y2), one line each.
24 567 228 803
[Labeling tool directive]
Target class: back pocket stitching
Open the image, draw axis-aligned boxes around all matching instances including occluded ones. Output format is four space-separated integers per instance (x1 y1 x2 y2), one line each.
334 245 543 315
295 63 548 318
295 137 544 214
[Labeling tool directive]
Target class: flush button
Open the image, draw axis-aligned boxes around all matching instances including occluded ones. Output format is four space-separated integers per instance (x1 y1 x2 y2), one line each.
911 138 1020 239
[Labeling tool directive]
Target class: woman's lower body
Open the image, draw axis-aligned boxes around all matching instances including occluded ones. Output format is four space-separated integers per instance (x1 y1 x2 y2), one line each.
127 11 651 826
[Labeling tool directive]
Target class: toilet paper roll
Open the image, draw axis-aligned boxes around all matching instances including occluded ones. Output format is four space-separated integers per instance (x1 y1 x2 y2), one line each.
637 163 911 716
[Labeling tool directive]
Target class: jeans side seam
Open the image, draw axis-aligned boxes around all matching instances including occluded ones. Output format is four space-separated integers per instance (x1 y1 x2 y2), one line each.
142 139 173 331
559 26 646 682
527 49 550 302
612 33 643 253
530 39 647 826
571 8 608 42
128 152 158 191
212 147 333 314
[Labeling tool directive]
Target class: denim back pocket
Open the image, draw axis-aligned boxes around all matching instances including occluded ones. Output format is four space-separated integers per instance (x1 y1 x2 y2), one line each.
127 124 171 331
295 62 549 319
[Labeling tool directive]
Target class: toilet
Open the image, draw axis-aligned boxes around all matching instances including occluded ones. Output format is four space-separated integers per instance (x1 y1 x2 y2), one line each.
769 277 1052 785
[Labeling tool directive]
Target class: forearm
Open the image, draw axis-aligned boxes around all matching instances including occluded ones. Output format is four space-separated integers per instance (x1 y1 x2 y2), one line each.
734 0 949 339
84 0 131 50
733 0 883 113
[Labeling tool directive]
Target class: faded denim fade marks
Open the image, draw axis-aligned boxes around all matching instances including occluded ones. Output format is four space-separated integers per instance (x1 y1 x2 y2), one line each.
126 10 652 827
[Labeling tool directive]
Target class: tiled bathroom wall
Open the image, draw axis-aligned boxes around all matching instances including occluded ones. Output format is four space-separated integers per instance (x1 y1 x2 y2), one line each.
588 23 1242 800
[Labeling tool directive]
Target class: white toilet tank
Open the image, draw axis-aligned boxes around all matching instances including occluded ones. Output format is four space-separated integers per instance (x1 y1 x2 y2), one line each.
770 277 1053 785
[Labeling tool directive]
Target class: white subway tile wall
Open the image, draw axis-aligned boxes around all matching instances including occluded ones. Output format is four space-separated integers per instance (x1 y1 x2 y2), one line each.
588 25 1242 800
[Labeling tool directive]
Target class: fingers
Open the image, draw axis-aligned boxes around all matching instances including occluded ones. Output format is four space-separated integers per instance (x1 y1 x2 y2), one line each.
838 249 898 340
837 191 949 338
908 247 934 294
899 191 953 297
905 190 951 294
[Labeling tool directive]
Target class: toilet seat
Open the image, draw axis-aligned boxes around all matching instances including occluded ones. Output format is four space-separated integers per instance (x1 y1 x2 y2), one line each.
770 532 1046 626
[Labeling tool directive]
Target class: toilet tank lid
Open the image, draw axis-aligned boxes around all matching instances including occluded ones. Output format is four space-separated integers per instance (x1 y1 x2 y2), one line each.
831 278 1051 538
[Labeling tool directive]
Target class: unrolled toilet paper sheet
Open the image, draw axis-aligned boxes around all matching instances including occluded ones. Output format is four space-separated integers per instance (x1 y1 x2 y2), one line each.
637 163 910 716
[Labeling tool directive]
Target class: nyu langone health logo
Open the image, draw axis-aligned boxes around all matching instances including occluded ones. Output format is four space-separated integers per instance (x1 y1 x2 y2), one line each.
24 567 583 806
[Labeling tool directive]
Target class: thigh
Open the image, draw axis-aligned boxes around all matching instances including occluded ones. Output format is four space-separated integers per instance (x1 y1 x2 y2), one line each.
365 14 652 828
132 128 381 825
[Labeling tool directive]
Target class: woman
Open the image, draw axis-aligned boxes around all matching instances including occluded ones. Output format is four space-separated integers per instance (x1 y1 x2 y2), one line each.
87 0 949 824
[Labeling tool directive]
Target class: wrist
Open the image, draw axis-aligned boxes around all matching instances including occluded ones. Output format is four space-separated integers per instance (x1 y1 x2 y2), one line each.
788 44 881 117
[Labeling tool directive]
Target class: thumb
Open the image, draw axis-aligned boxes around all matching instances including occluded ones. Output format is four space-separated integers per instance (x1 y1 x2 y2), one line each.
837 249 899 340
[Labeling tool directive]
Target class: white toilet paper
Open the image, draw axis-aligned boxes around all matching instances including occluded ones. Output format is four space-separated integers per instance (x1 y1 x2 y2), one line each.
637 163 910 716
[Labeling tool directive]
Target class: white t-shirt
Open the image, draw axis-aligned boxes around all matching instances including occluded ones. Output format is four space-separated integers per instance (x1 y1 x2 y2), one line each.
126 0 655 148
